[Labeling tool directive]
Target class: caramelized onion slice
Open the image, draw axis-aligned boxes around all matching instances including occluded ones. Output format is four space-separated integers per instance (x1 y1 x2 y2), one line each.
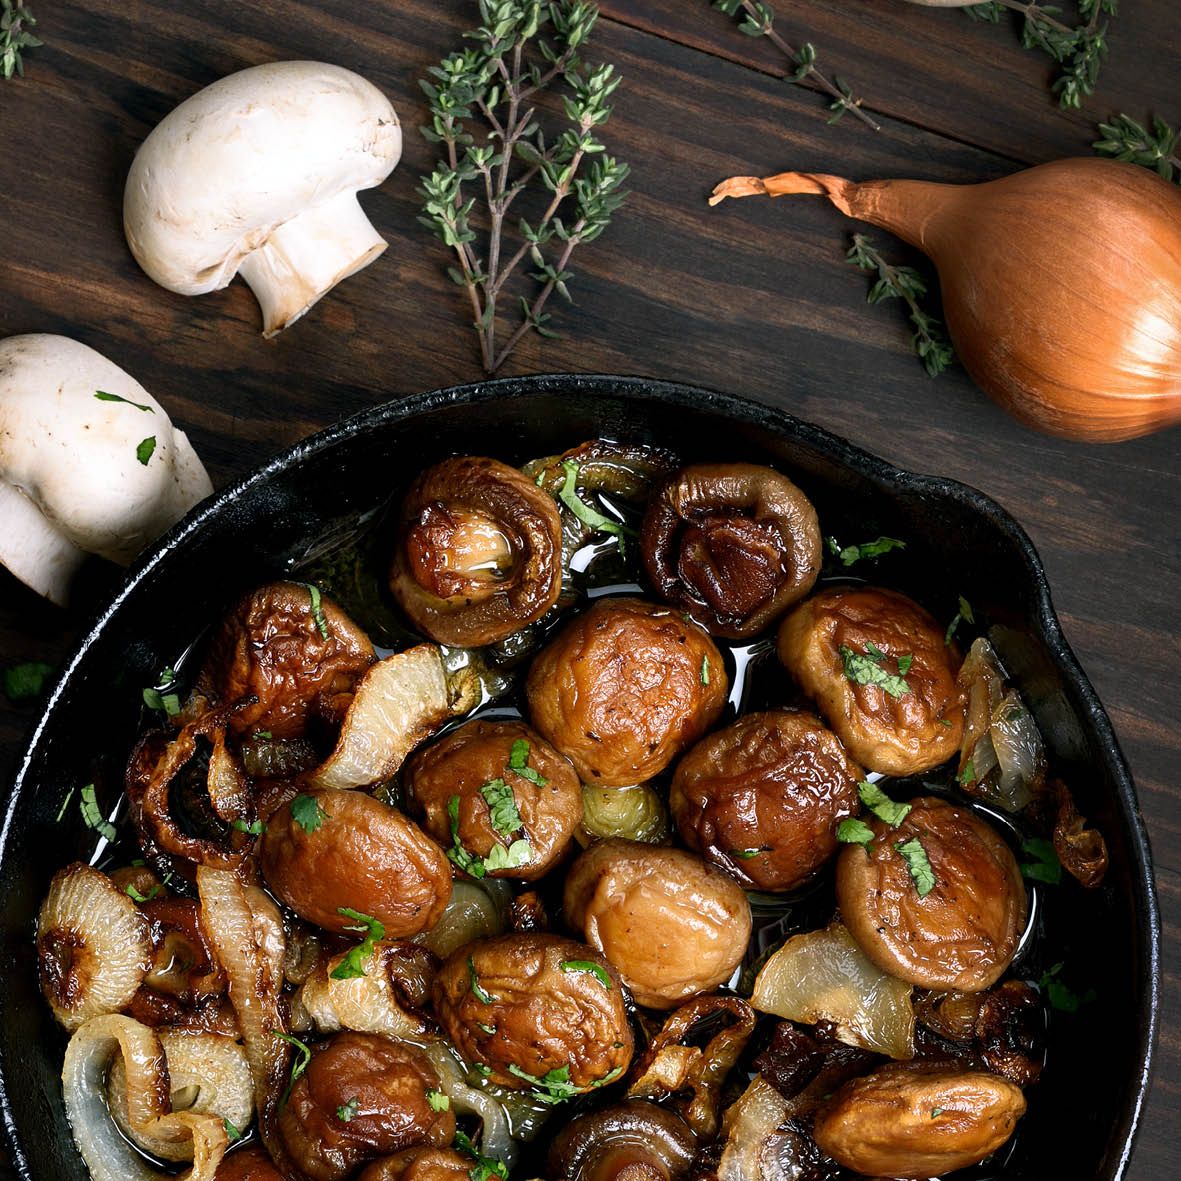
1051 778 1109 888
716 1076 797 1181
309 645 453 790
751 920 915 1060
62 1014 227 1181
420 1041 517 1168
38 863 151 1031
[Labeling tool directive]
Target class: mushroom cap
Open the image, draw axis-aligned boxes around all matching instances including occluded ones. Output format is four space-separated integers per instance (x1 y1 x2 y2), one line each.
123 60 401 296
0 335 212 602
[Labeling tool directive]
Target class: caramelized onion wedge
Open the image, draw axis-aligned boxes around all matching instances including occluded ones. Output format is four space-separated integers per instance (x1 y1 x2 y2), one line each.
751 920 915 1059
420 1041 517 1168
109 1030 252 1160
309 645 452 790
62 1014 227 1181
716 1076 797 1181
38 863 151 1031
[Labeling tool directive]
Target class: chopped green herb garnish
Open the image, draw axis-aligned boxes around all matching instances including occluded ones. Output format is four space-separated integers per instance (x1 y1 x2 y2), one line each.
95 390 153 413
701 656 711 685
506 1063 584 1105
142 686 182 716
859 780 912 828
895 837 936 897
55 786 76 824
1038 963 1097 1013
730 846 771 860
124 883 161 903
331 908 386 980
939 718 953 728
447 795 487 879
839 644 911 699
223 1117 241 1142
468 956 497 1004
482 839 532 872
232 817 265 835
560 959 612 990
557 460 631 556
3 661 52 702
958 760 976 787
480 779 523 838
837 817 875 847
253 730 273 740
1020 838 1063 885
931 1107 944 1118
335 1097 360 1122
826 535 906 567
427 1090 450 1112
897 653 913 676
477 1022 496 1035
136 436 157 466
592 1065 624 1088
298 582 330 639
454 1130 509 1181
79 784 117 842
290 793 329 833
945 595 975 646
273 1030 312 1105
508 738 549 786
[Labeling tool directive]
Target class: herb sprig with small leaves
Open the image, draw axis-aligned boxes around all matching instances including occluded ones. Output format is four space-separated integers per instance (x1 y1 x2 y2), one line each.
1094 113 1181 184
3 661 52 702
419 1 629 374
331 908 386 980
710 1 878 130
826 535 906 568
1 1 40 80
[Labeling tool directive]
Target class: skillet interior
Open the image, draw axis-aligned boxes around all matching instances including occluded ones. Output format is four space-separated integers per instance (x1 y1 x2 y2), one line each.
0 375 1160 1181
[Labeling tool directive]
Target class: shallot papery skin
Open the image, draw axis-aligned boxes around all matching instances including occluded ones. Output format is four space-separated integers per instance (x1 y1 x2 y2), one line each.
711 158 1181 443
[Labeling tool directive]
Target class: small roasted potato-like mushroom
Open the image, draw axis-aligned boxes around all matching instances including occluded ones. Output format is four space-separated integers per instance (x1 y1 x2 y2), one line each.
812 1061 1026 1179
278 1032 455 1181
641 463 821 638
526 598 728 787
389 456 563 647
215 1149 285 1181
261 790 451 938
777 586 964 775
563 840 751 1009
837 797 1026 992
670 710 862 890
197 581 375 740
405 719 582 880
357 1148 471 1181
547 1101 698 1181
432 933 633 1092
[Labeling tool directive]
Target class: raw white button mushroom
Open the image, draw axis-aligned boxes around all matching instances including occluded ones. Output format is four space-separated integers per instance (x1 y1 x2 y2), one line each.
0 335 212 605
123 60 401 337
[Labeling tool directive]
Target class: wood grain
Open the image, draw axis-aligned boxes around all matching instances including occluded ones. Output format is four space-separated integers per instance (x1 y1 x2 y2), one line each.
0 2 1177 1177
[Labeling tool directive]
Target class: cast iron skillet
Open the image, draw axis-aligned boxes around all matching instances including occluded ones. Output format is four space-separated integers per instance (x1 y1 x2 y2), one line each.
0 375 1160 1181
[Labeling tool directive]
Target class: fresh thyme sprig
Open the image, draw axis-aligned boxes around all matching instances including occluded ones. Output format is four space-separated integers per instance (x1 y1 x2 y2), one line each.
710 1 879 131
1094 113 1181 184
846 234 955 378
419 1 629 374
962 1 1116 110
1 1 41 79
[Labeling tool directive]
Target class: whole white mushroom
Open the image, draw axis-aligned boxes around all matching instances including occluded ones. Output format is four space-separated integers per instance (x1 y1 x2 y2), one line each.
123 60 402 337
0 335 213 605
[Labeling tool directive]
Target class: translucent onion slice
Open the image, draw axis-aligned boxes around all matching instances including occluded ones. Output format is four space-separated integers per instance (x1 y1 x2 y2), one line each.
716 1076 792 1181
414 881 509 958
421 1041 517 1168
309 644 453 790
37 863 151 1031
577 782 669 846
751 921 915 1060
109 1030 252 1161
62 1014 227 1181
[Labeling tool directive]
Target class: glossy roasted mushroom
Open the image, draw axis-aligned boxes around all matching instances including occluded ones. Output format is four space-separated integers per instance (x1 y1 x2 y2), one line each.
357 1148 471 1181
641 463 821 637
526 598 727 787
215 1148 285 1180
563 840 752 1009
260 789 451 938
777 586 965 775
197 581 376 740
837 796 1027 992
278 1032 455 1181
670 710 862 890
431 932 633 1093
389 456 563 647
405 719 582 881
547 1101 697 1181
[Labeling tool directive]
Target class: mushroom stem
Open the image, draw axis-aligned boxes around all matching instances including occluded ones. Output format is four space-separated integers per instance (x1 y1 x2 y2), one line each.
237 190 387 337
0 480 86 605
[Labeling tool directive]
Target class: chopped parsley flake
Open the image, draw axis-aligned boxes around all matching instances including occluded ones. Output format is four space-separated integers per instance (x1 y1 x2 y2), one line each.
427 1090 450 1112
480 779 524 838
331 908 385 980
897 653 913 676
232 817 265 835
468 956 497 1004
701 656 711 685
124 883 161 903
826 535 906 567
55 786 76 824
508 738 548 786
895 837 936 897
839 644 911 699
557 459 631 556
3 661 52 702
958 760 976 787
560 959 612 990
223 1117 241 1142
272 1031 312 1105
299 582 330 639
945 595 975 646
454 1130 509 1181
447 795 487 879
837 818 875 846
79 784 117 843
506 1064 584 1104
482 839 531 872
1020 837 1063 885
931 1107 944 1118
290 793 329 833
142 686 181 716
95 390 153 413
730 846 771 859
859 780 912 828
136 436 157 466
1038 963 1096 1013
335 1097 360 1122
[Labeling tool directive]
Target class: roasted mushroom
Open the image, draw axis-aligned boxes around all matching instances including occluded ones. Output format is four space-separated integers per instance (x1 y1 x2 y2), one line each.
405 720 582 880
812 1061 1026 1179
260 789 452 938
357 1148 471 1181
197 581 376 740
215 1148 285 1180
547 1101 697 1181
526 598 728 787
641 463 821 638
777 586 965 775
563 840 751 1009
278 1032 455 1181
389 456 563 647
837 796 1027 992
669 710 862 890
431 932 633 1093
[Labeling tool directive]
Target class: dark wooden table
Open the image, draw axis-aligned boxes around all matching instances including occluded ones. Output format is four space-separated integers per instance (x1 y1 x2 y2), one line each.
1 1 1177 1177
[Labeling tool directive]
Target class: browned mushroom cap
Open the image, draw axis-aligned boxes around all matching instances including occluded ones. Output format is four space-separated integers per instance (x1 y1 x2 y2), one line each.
547 1101 698 1181
836 797 1027 992
197 580 376 740
389 456 563 647
405 719 583 880
278 1032 455 1181
357 1148 471 1181
812 1061 1026 1179
526 598 728 787
214 1148 285 1181
431 932 633 1092
777 586 965 776
260 789 452 938
563 840 752 1009
669 710 862 891
641 463 821 638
